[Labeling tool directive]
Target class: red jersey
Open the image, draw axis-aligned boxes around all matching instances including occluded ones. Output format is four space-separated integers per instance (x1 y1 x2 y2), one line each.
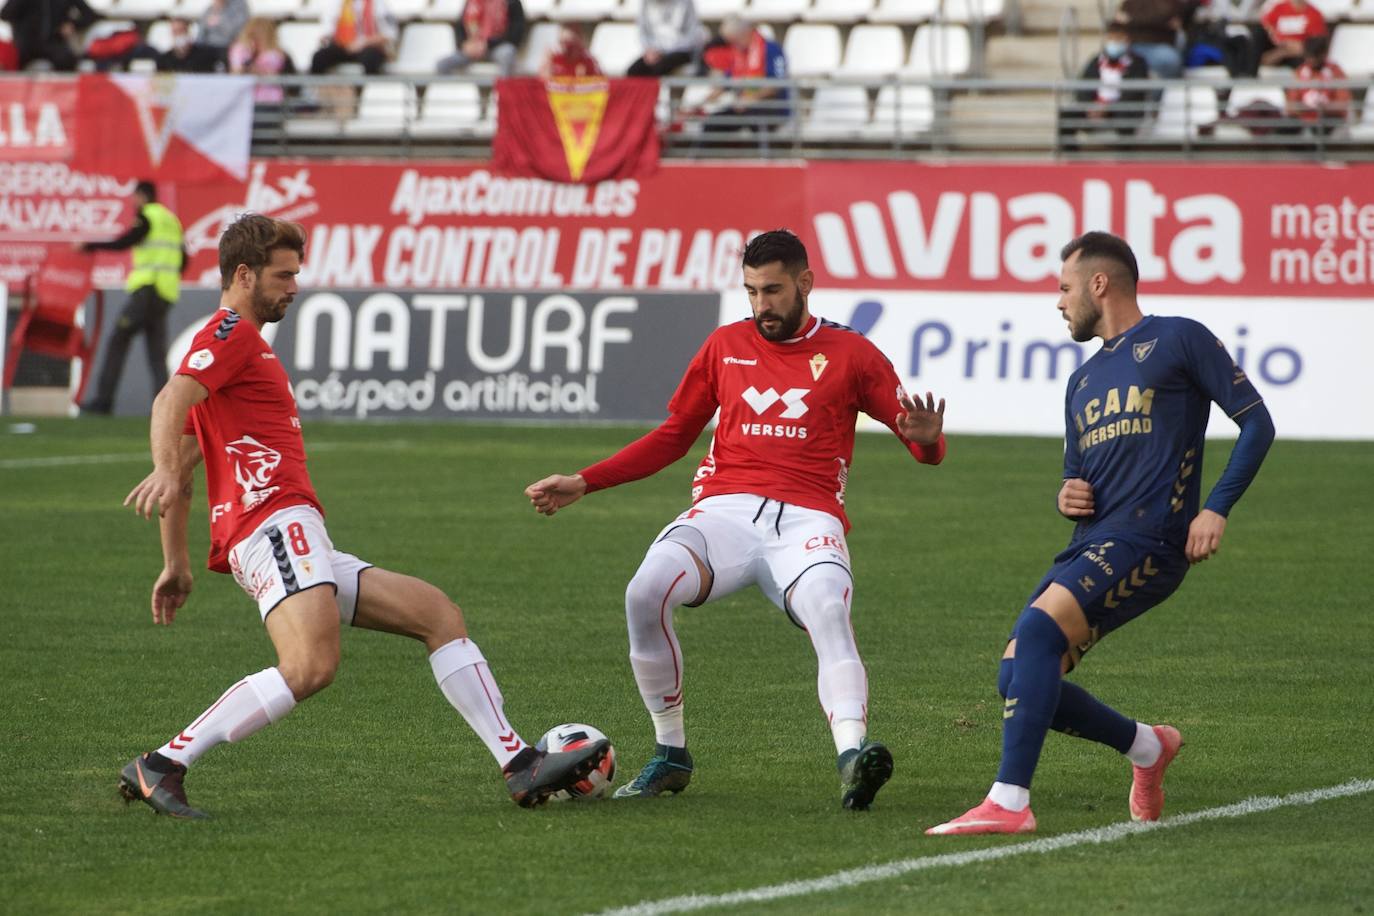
1261 1 1326 42
579 316 945 529
176 308 322 573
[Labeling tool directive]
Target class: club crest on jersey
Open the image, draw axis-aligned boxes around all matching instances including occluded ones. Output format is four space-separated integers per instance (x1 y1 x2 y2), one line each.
809 353 829 381
742 386 810 419
1133 339 1158 363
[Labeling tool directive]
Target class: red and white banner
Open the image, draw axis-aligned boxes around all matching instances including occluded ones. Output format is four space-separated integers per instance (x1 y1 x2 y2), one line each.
0 74 252 286
803 162 1374 299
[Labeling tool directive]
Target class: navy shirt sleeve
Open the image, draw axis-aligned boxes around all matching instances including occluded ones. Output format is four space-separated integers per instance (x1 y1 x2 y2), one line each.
1178 319 1263 420
1063 373 1083 479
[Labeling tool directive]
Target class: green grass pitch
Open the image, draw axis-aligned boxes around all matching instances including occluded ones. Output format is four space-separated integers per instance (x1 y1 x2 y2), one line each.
1 418 1371 914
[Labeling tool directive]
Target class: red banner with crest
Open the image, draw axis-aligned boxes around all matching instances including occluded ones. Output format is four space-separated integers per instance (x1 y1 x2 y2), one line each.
491 77 660 185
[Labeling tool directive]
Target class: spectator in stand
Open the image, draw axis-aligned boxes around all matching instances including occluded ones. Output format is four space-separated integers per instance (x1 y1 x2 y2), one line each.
312 0 396 75
1285 35 1350 132
155 0 248 72
436 0 524 77
1259 0 1326 68
0 0 97 71
1060 23 1150 150
229 17 294 106
628 0 705 77
700 15 789 136
539 23 600 78
1116 0 1188 77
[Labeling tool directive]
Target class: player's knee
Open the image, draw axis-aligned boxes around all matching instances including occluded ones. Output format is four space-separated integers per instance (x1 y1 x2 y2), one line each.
1013 606 1069 658
997 658 1014 699
280 653 338 700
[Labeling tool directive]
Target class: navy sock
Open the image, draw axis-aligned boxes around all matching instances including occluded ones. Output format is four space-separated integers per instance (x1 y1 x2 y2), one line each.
996 607 1067 789
997 658 1013 699
1050 681 1136 753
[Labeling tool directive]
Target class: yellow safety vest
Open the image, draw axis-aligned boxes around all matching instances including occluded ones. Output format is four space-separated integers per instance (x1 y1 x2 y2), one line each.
126 202 183 302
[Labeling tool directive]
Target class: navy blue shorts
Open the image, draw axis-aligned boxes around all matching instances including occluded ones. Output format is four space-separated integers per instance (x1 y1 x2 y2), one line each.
1024 535 1189 669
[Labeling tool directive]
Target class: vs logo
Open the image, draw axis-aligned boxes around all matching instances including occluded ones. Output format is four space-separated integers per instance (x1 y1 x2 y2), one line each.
741 386 810 418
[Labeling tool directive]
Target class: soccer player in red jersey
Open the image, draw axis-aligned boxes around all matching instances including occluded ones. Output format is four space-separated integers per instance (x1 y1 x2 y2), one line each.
525 230 947 809
118 214 608 818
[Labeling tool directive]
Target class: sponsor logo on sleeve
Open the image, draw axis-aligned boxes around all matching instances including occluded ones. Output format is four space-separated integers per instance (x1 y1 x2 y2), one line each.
188 348 214 371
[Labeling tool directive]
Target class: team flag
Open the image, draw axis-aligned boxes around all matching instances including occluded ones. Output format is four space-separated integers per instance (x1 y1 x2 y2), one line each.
492 76 660 184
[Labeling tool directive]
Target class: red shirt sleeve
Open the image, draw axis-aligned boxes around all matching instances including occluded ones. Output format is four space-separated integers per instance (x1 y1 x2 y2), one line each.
177 312 256 395
579 337 719 493
857 341 945 466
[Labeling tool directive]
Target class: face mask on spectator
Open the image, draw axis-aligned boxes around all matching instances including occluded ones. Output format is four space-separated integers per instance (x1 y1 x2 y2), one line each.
1104 41 1128 59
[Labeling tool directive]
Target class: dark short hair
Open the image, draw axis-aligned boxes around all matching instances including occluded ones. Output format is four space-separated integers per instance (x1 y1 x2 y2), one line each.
742 229 808 273
1060 231 1139 287
1304 34 1330 57
218 213 307 291
135 180 157 201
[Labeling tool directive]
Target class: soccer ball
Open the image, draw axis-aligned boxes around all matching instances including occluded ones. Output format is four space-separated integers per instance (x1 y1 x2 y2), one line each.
537 723 616 801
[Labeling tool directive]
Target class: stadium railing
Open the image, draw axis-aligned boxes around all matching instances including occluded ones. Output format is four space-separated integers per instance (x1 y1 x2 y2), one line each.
249 73 1374 160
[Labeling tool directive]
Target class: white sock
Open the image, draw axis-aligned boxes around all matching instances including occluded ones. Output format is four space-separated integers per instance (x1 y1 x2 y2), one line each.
1127 722 1162 767
988 781 1030 812
832 718 866 755
430 637 526 768
787 564 869 753
625 541 702 747
158 667 296 768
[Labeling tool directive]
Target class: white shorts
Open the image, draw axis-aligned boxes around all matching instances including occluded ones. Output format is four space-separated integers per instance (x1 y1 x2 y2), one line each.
650 493 852 621
227 505 372 623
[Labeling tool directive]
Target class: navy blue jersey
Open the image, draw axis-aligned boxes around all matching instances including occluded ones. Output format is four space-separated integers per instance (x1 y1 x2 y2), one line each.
1063 315 1263 548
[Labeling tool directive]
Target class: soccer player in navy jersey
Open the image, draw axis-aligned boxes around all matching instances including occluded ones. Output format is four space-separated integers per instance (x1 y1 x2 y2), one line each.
928 231 1275 836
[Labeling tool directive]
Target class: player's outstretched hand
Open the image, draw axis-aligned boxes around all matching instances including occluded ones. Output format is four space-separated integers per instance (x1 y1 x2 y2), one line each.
151 566 193 625
1186 508 1227 565
1058 478 1095 518
525 473 588 516
125 467 183 519
897 390 945 445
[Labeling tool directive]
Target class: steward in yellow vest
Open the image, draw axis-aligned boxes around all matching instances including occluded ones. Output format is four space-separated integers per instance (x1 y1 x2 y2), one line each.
79 180 187 414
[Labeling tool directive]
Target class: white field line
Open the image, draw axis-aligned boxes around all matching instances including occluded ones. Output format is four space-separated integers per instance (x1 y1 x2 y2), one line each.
597 778 1374 916
0 440 409 471
0 453 147 469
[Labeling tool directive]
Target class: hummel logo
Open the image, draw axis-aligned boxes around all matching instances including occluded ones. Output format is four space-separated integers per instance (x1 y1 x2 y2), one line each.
742 386 810 418
722 356 757 366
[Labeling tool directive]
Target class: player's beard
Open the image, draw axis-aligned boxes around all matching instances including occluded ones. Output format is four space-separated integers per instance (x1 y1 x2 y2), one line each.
754 289 807 342
1069 288 1102 342
251 279 293 325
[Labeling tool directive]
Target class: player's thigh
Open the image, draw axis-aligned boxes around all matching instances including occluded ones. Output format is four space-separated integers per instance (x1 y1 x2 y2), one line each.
761 504 852 621
649 495 764 605
1030 537 1188 670
264 585 343 698
351 566 467 648
229 506 346 622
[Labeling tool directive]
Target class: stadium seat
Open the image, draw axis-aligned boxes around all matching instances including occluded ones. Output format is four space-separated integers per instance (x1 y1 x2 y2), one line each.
548 0 619 21
801 0 872 23
344 80 417 137
904 23 970 76
868 0 937 25
111 0 176 19
413 81 488 136
144 19 177 52
178 0 214 15
1349 94 1374 139
299 0 336 20
1351 0 1374 20
868 83 934 137
519 21 563 73
1184 65 1232 81
84 0 116 12
695 0 746 20
1329 23 1374 75
388 0 434 19
938 0 1005 22
1309 0 1353 18
837 23 904 76
802 84 868 138
3 249 103 407
392 21 456 73
278 20 325 72
1213 84 1288 140
745 0 811 22
1149 84 1219 139
611 0 641 20
781 23 841 76
588 21 641 75
247 0 304 19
